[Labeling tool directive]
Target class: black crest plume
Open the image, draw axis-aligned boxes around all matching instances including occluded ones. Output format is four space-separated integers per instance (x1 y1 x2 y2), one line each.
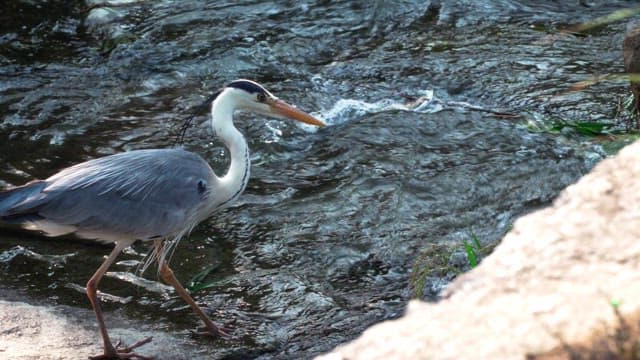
173 89 222 147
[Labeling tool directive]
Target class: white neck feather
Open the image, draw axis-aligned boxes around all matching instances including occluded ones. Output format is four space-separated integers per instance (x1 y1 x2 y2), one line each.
211 89 250 206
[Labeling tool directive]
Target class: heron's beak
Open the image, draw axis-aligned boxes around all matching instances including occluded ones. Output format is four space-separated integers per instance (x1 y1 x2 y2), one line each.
269 99 325 127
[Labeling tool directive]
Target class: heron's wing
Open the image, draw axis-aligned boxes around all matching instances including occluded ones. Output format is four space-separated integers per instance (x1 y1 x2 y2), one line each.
3 149 216 242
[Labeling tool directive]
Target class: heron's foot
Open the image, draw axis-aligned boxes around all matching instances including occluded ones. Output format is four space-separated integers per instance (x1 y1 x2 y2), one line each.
88 337 153 360
193 323 233 339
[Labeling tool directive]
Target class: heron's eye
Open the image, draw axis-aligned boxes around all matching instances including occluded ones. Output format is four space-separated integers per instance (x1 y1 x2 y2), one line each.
257 93 267 103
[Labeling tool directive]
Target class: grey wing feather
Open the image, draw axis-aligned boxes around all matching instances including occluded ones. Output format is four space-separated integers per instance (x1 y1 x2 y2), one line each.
0 181 48 222
1 149 216 242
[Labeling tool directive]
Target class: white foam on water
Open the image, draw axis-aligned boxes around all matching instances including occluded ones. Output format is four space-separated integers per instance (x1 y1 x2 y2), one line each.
301 89 441 133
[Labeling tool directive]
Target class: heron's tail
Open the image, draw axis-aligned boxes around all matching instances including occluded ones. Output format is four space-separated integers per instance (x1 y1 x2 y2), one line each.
0 181 47 223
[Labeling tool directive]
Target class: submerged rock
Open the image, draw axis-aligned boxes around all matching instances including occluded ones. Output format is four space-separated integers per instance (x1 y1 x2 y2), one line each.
624 19 640 118
317 139 640 359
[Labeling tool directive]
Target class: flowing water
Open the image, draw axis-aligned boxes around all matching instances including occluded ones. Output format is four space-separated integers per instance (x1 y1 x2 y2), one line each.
0 1 633 359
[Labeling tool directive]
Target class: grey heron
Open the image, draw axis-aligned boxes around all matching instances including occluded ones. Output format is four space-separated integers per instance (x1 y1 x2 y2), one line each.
0 79 325 359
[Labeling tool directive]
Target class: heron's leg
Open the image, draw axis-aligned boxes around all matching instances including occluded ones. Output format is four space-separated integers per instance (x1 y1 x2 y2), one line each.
87 242 127 357
87 242 153 359
154 240 230 338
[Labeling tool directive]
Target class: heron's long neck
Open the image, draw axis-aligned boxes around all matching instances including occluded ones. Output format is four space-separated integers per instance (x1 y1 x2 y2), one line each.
211 93 250 206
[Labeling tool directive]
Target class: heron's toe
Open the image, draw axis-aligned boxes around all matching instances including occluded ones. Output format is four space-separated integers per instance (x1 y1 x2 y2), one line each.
193 323 234 340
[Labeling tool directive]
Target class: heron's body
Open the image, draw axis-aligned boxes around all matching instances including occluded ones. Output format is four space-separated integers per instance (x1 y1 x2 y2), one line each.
1 149 220 243
0 79 324 359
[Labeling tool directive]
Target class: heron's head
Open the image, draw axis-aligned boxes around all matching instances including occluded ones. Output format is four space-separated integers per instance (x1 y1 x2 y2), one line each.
222 79 325 127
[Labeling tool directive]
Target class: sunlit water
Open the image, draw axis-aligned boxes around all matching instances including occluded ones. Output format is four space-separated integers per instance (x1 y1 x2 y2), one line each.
0 1 633 358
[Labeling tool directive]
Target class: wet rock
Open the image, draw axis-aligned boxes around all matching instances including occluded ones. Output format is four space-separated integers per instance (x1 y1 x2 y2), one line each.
85 7 125 30
84 6 131 53
317 139 640 359
83 1 141 50
0 298 207 360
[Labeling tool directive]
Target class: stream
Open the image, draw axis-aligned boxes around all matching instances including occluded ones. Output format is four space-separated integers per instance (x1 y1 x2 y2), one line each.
0 1 633 359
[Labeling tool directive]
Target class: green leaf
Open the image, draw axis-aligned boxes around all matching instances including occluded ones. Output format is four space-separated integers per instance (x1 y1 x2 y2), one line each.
611 298 621 309
549 119 615 136
464 241 478 268
471 232 482 250
186 264 221 292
